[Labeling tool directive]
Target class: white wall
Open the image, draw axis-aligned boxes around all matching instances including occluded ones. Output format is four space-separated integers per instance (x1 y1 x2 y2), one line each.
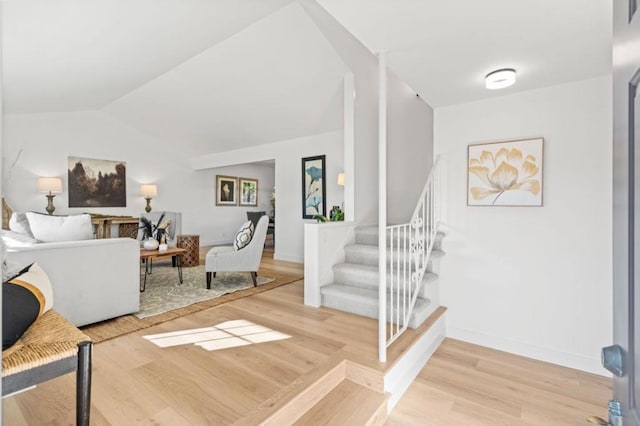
1 110 274 245
300 0 434 226
434 76 612 374
387 72 434 224
193 131 344 263
300 0 378 225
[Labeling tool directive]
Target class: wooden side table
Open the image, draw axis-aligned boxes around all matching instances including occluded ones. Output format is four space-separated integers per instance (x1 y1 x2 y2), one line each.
177 234 200 267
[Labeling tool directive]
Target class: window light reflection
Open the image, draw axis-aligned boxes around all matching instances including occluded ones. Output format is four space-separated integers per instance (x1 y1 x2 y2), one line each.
143 320 291 351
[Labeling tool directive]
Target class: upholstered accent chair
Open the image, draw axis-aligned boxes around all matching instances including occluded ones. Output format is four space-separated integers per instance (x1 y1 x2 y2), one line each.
204 215 269 289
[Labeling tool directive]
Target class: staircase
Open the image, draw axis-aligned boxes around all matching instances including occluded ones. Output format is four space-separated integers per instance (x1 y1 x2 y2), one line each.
320 225 445 330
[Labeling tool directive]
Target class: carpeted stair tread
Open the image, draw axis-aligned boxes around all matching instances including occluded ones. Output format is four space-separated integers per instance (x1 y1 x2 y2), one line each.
320 284 432 329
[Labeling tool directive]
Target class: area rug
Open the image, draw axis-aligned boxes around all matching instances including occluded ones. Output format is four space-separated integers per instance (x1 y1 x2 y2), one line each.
137 263 273 318
81 263 302 344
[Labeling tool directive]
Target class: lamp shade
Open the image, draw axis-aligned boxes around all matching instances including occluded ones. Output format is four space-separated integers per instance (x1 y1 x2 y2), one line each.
37 177 63 194
140 184 157 198
337 172 345 186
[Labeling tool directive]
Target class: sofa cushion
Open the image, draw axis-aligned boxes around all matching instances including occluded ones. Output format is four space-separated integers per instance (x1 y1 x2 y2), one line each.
9 212 34 237
1 229 39 249
233 220 254 251
26 212 93 242
3 263 54 350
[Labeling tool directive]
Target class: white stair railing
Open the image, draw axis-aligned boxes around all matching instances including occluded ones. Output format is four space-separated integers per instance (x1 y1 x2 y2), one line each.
380 157 442 359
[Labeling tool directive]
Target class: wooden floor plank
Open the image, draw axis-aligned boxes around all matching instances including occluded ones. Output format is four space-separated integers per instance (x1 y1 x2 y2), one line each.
3 251 612 425
294 380 387 426
387 338 611 425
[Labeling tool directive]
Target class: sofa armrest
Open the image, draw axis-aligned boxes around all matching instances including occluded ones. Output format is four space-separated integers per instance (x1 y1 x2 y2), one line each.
6 238 140 326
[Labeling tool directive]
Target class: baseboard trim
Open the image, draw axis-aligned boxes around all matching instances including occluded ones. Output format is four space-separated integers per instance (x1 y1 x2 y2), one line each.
274 252 304 263
200 239 232 247
446 326 609 377
384 312 446 410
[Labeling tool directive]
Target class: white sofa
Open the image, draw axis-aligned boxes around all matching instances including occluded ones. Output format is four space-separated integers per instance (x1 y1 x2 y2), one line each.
5 236 140 327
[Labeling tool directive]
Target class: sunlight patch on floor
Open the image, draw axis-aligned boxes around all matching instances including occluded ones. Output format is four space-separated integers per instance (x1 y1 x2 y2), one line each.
143 319 291 351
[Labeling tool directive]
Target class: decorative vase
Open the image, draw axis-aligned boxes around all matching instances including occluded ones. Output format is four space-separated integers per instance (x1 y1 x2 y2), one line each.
143 238 159 250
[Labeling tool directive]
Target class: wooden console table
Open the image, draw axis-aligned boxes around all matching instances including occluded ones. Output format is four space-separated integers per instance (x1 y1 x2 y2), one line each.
90 215 139 239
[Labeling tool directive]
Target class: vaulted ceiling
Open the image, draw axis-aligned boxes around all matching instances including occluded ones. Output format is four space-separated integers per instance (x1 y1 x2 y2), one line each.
317 0 612 107
2 0 612 155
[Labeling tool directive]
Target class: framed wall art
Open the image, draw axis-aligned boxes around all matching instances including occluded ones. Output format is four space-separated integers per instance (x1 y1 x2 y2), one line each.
68 156 127 207
239 177 258 207
467 137 543 206
216 175 238 206
301 155 326 219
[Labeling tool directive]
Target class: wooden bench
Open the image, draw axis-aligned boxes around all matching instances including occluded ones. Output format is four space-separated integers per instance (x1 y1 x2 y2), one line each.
2 309 93 425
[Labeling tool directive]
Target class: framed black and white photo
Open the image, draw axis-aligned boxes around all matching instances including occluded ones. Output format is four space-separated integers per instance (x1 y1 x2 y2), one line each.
301 155 326 219
216 175 238 206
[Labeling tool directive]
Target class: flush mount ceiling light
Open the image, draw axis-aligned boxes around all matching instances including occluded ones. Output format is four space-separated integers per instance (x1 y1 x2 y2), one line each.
485 68 516 90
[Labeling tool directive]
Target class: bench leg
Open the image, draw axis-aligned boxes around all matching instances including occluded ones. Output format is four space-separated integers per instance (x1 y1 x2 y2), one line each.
251 271 257 287
206 272 212 289
77 341 92 426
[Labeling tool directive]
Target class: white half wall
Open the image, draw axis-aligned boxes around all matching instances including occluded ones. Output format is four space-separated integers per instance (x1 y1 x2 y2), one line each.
434 76 612 375
193 130 344 263
1 110 274 246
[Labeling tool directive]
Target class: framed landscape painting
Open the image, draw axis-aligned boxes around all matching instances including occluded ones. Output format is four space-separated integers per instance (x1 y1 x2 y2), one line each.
301 155 326 219
467 137 544 206
239 177 258 207
216 175 238 206
68 156 127 207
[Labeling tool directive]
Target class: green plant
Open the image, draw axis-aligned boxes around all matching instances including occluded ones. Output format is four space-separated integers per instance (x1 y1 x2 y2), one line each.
312 207 344 223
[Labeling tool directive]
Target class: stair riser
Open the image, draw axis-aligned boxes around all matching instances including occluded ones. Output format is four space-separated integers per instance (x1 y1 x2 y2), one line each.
355 230 445 251
321 291 432 330
345 248 442 273
333 268 437 299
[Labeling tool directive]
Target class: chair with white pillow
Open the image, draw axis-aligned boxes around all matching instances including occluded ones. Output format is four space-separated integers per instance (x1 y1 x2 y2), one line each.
204 215 269 289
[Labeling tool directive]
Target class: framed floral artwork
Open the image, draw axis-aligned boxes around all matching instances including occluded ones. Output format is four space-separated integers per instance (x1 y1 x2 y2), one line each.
301 155 326 219
216 175 238 206
467 138 543 206
239 177 258 207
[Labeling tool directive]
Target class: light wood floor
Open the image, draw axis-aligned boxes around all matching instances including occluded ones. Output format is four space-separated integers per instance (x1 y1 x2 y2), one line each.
3 251 611 425
387 338 612 425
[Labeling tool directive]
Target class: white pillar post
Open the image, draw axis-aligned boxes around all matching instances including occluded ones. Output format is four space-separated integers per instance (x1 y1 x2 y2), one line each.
343 72 355 222
378 52 388 363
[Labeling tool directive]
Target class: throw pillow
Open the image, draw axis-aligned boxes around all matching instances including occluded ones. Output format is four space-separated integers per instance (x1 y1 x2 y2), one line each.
233 220 254 251
1 235 26 282
9 212 34 237
26 212 93 242
3 263 54 350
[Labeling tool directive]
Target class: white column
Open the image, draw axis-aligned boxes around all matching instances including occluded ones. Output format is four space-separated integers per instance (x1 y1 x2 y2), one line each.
343 72 355 221
378 52 388 363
